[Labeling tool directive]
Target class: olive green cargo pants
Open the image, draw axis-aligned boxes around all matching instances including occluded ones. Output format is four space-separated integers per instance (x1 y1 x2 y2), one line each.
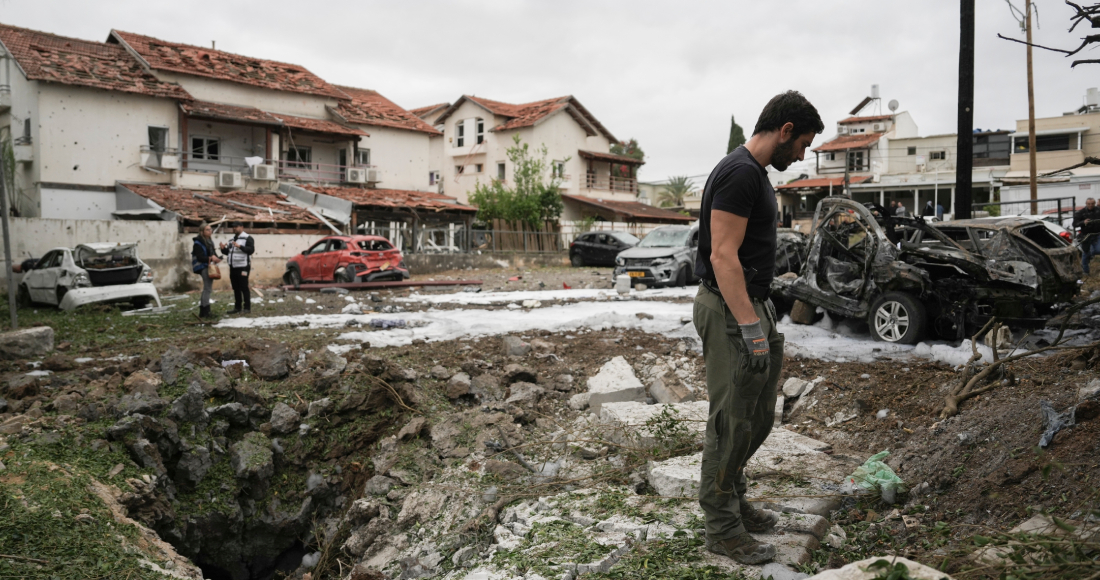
693 284 784 540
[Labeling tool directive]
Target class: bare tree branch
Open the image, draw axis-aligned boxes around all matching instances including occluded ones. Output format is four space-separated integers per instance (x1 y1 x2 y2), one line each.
997 33 1075 54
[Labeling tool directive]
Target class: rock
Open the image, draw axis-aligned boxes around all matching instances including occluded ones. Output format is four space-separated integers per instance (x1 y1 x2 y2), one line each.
647 454 702 497
502 336 531 357
601 401 710 447
0 327 54 360
529 338 555 352
502 364 537 384
445 373 471 399
568 392 591 411
123 370 162 397
341 303 363 314
586 356 646 414
230 432 274 481
430 365 451 380
470 374 502 401
808 556 955 579
775 395 786 426
1080 378 1100 401
790 300 817 325
397 417 428 441
52 393 82 415
269 402 300 434
364 475 395 496
5 375 39 399
169 382 208 424
552 374 574 391
484 459 528 479
321 287 350 295
209 402 250 426
782 377 809 398
1076 399 1100 423
242 338 294 380
505 382 544 407
116 393 168 417
648 376 694 404
762 562 810 580
175 446 212 488
307 397 334 418
0 414 28 434
42 354 76 371
451 546 477 568
159 346 190 384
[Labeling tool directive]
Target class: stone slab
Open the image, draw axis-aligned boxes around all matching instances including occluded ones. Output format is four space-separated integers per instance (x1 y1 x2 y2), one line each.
805 556 955 580
586 356 646 414
0 326 54 361
600 401 709 447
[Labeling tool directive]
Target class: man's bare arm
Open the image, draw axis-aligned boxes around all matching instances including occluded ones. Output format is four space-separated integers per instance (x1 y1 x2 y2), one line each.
710 209 758 324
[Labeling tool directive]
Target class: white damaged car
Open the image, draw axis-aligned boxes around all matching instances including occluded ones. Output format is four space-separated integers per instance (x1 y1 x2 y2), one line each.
17 242 161 310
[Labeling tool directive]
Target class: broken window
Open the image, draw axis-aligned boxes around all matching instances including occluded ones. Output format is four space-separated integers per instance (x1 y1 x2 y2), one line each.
907 146 916 155
358 240 392 251
476 118 485 144
474 163 483 173
429 170 441 185
456 121 465 147
191 136 220 161
286 145 311 168
1019 224 1065 249
148 126 168 153
455 165 465 175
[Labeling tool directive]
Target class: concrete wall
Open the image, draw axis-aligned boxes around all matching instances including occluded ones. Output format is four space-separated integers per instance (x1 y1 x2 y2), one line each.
0 218 325 292
888 134 958 175
356 125 433 192
1009 111 1099 173
5 66 41 217
154 73 335 119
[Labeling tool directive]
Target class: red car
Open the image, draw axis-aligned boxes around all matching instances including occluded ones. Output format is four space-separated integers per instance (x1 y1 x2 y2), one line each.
283 235 409 287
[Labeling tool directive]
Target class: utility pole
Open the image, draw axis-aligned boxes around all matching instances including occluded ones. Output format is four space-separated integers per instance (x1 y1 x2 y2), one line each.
955 0 975 220
842 150 851 198
1025 0 1039 214
0 151 17 329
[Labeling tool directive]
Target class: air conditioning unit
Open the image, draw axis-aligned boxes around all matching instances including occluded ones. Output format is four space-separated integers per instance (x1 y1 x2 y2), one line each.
837 126 849 135
345 167 367 184
365 168 380 183
873 123 884 132
218 171 243 189
251 164 276 181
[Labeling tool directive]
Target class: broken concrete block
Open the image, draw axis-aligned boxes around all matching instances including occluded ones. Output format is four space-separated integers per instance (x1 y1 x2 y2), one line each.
1080 378 1100 401
600 401 709 447
568 392 591 411
123 370 162 397
446 372 471 398
647 453 702 497
397 417 428 441
502 336 531 357
230 432 273 481
505 382 544 408
269 402 300 434
648 376 694 404
0 326 53 361
762 563 810 580
782 377 808 398
775 395 785 426
807 556 956 579
430 365 451 380
790 300 816 325
586 356 646 414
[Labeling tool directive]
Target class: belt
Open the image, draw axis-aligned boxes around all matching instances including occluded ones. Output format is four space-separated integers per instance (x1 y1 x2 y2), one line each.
702 278 770 301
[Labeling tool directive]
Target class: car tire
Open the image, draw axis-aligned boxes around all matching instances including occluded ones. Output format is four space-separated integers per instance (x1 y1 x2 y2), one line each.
570 253 584 267
337 268 356 284
868 292 926 344
286 268 301 290
132 298 151 309
674 265 688 288
16 284 31 308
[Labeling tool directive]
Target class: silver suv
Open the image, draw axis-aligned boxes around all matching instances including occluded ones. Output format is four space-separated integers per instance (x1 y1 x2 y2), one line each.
613 223 699 287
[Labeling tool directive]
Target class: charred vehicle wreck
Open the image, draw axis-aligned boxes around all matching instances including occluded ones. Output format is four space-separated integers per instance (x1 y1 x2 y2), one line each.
772 198 1082 344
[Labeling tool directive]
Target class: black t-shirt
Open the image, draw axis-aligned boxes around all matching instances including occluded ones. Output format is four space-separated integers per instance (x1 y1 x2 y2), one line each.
694 146 777 298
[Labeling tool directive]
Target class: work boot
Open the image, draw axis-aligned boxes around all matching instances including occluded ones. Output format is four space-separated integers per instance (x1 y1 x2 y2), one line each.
706 533 776 565
243 308 251 314
228 309 242 315
740 503 779 533
199 305 210 318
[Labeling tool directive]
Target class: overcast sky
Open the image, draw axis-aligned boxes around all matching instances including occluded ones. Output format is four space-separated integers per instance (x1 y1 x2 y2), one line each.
4 0 1097 181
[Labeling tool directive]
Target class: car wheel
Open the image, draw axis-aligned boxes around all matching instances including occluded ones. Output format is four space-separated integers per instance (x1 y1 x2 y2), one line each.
570 253 584 267
337 267 356 284
287 268 301 290
16 284 31 308
131 298 151 309
868 292 927 344
674 265 688 288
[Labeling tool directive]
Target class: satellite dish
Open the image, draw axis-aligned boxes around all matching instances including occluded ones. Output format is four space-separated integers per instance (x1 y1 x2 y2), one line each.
888 99 899 112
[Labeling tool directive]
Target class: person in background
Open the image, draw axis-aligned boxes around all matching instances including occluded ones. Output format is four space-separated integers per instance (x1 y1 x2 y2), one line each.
192 224 221 319
896 201 908 217
936 203 945 220
889 200 898 215
921 200 935 218
221 221 255 314
1075 197 1100 275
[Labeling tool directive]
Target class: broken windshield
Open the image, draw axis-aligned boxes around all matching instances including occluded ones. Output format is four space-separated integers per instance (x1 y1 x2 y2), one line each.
638 228 690 248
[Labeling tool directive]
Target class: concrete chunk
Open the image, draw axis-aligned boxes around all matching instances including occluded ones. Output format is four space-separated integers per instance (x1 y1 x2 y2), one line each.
806 556 956 579
600 401 709 447
586 356 646 414
0 327 54 361
782 377 808 398
648 376 695 404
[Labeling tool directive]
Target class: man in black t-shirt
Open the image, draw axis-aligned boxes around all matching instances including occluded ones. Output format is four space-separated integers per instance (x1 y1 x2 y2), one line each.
693 91 823 565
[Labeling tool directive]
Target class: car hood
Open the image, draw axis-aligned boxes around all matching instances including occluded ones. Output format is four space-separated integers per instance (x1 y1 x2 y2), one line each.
617 247 682 260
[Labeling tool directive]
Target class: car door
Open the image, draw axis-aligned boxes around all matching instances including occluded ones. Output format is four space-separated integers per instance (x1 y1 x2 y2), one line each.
590 234 610 265
573 234 592 262
300 240 329 281
320 239 346 280
26 251 64 304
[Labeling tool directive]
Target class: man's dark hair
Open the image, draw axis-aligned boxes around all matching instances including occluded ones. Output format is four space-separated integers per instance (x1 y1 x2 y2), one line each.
753 91 825 137
229 221 243 228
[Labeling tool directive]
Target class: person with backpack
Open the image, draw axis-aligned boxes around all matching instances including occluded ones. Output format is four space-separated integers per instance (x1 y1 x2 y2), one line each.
221 221 255 314
192 224 222 319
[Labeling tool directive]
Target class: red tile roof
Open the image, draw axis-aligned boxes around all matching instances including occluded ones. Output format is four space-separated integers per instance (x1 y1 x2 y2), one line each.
578 150 645 166
334 86 442 135
813 132 884 153
121 183 322 224
180 100 282 126
409 103 449 119
271 113 367 137
110 30 348 100
837 114 893 125
0 23 190 100
301 185 477 213
775 176 873 190
437 95 616 141
560 194 694 224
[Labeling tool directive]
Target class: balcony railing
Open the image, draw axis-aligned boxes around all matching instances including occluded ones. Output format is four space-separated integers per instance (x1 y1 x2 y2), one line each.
178 152 372 184
584 174 638 194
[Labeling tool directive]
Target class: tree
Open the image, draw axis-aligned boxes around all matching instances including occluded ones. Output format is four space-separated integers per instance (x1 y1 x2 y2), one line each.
727 115 746 154
997 2 1100 67
468 134 565 229
656 176 694 208
610 138 644 178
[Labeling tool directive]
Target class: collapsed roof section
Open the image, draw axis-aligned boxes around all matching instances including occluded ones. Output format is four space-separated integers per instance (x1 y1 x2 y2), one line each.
333 86 442 135
117 183 330 232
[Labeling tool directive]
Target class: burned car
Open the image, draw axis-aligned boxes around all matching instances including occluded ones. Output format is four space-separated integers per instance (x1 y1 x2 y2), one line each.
772 198 1081 344
17 243 161 310
775 228 808 276
284 235 409 288
613 223 699 287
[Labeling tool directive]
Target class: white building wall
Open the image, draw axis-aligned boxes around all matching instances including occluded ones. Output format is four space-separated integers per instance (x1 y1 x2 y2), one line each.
153 73 334 118
532 112 589 195
356 126 432 191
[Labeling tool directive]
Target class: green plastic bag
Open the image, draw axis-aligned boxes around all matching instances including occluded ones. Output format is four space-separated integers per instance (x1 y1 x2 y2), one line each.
842 450 907 503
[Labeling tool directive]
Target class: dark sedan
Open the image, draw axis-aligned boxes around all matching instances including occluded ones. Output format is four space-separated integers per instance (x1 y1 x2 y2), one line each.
569 231 640 267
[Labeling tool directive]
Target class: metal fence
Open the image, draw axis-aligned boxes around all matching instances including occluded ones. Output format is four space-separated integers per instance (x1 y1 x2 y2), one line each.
971 196 1077 226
